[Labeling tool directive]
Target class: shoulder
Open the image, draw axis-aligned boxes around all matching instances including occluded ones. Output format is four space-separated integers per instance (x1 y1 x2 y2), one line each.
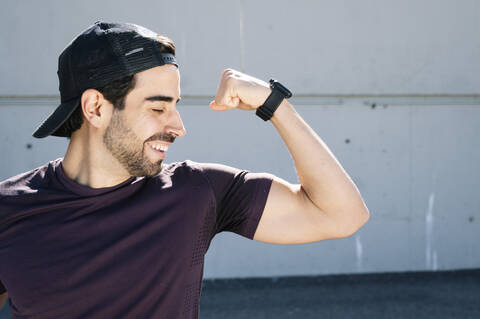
159 159 203 179
169 160 245 183
153 159 209 187
161 159 236 177
175 160 275 194
0 164 53 197
158 159 243 190
166 160 275 181
0 159 60 197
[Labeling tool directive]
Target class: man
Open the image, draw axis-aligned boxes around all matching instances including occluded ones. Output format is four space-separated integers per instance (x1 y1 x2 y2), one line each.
0 21 369 318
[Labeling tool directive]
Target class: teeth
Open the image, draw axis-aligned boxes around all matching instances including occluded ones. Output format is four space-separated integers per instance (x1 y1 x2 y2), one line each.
150 143 168 152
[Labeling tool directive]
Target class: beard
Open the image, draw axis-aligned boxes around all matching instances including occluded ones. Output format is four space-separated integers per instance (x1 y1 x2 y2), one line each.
103 109 174 177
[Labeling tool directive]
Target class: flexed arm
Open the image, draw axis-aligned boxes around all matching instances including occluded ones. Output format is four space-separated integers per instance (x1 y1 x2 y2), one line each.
210 69 370 244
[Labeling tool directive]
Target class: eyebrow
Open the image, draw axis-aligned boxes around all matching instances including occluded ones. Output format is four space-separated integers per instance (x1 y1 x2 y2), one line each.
144 95 181 103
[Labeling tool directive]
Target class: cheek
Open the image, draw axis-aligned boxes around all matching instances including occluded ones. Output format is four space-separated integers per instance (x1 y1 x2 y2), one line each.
131 114 165 140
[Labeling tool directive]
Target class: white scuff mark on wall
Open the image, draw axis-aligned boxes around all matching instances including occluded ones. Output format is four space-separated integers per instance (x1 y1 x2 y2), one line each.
425 192 435 270
239 0 245 72
433 249 438 271
356 235 363 272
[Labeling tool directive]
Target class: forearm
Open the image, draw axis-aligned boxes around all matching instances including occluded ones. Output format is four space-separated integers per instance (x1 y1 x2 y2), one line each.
270 99 370 232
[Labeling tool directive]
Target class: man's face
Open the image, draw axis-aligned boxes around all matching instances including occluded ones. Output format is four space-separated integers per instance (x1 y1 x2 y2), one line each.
103 64 186 177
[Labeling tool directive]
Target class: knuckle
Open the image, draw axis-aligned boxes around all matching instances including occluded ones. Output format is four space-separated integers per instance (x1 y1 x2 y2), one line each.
222 68 235 77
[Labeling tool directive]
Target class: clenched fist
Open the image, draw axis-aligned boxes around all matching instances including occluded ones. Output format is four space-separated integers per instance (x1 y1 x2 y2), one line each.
209 69 271 111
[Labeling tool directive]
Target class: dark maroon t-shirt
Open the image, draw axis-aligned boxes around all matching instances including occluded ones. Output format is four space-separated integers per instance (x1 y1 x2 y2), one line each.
0 158 273 318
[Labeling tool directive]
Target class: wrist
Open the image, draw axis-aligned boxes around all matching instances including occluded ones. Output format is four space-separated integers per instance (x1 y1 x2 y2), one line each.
270 99 294 123
255 79 292 121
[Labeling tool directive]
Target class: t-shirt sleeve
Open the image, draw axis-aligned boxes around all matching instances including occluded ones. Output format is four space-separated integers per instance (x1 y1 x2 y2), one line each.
0 280 5 294
199 162 274 240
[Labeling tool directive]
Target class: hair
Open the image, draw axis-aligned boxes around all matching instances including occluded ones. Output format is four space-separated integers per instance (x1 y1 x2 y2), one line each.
54 35 176 138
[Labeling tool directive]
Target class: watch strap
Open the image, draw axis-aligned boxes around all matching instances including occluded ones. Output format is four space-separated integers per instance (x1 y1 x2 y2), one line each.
255 86 286 121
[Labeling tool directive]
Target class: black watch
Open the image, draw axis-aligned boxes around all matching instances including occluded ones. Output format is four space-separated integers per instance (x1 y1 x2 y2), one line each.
255 79 292 121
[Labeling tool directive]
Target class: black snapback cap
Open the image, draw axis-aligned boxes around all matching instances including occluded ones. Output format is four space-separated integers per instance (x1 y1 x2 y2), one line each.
32 21 178 138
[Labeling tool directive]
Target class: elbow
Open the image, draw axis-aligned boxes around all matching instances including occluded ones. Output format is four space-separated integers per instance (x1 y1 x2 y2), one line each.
339 209 370 238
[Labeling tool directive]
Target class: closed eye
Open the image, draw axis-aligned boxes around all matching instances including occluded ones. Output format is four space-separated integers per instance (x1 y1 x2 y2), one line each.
152 109 164 113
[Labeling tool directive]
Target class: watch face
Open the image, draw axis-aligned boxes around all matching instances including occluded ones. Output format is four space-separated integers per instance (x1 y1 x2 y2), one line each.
272 81 292 98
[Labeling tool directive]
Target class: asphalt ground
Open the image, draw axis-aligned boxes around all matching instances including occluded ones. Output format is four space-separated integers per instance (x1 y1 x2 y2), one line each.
199 269 480 319
1 269 479 318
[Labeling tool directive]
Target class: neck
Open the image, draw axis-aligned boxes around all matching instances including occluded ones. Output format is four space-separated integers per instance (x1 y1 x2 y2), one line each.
62 132 132 188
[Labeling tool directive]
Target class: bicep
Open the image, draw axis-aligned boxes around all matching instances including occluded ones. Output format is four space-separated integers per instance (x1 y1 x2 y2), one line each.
253 176 345 244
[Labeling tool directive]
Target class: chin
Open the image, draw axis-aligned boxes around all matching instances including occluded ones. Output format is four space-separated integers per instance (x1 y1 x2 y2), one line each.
125 159 164 177
144 160 164 177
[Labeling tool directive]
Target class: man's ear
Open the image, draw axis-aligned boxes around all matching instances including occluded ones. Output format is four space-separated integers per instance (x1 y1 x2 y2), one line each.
80 89 113 129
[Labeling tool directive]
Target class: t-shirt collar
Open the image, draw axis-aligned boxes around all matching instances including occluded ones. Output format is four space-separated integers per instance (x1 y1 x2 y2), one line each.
53 158 141 196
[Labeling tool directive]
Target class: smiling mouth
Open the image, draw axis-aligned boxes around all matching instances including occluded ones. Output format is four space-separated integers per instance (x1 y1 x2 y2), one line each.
146 141 170 152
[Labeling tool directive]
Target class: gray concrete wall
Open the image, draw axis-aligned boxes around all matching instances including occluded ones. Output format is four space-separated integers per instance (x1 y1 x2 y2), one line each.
0 0 479 279
1 0 479 95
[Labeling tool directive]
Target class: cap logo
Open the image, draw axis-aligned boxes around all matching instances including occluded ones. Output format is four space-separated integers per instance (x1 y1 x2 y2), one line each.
125 47 144 56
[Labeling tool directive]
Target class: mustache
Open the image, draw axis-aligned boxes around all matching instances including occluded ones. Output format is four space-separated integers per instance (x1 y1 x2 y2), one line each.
145 133 176 144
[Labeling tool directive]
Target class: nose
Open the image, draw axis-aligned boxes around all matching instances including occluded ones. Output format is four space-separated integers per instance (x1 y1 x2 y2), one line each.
165 108 187 138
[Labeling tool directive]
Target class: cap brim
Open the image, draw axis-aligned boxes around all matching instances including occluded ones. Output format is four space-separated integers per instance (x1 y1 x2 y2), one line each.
32 98 80 138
